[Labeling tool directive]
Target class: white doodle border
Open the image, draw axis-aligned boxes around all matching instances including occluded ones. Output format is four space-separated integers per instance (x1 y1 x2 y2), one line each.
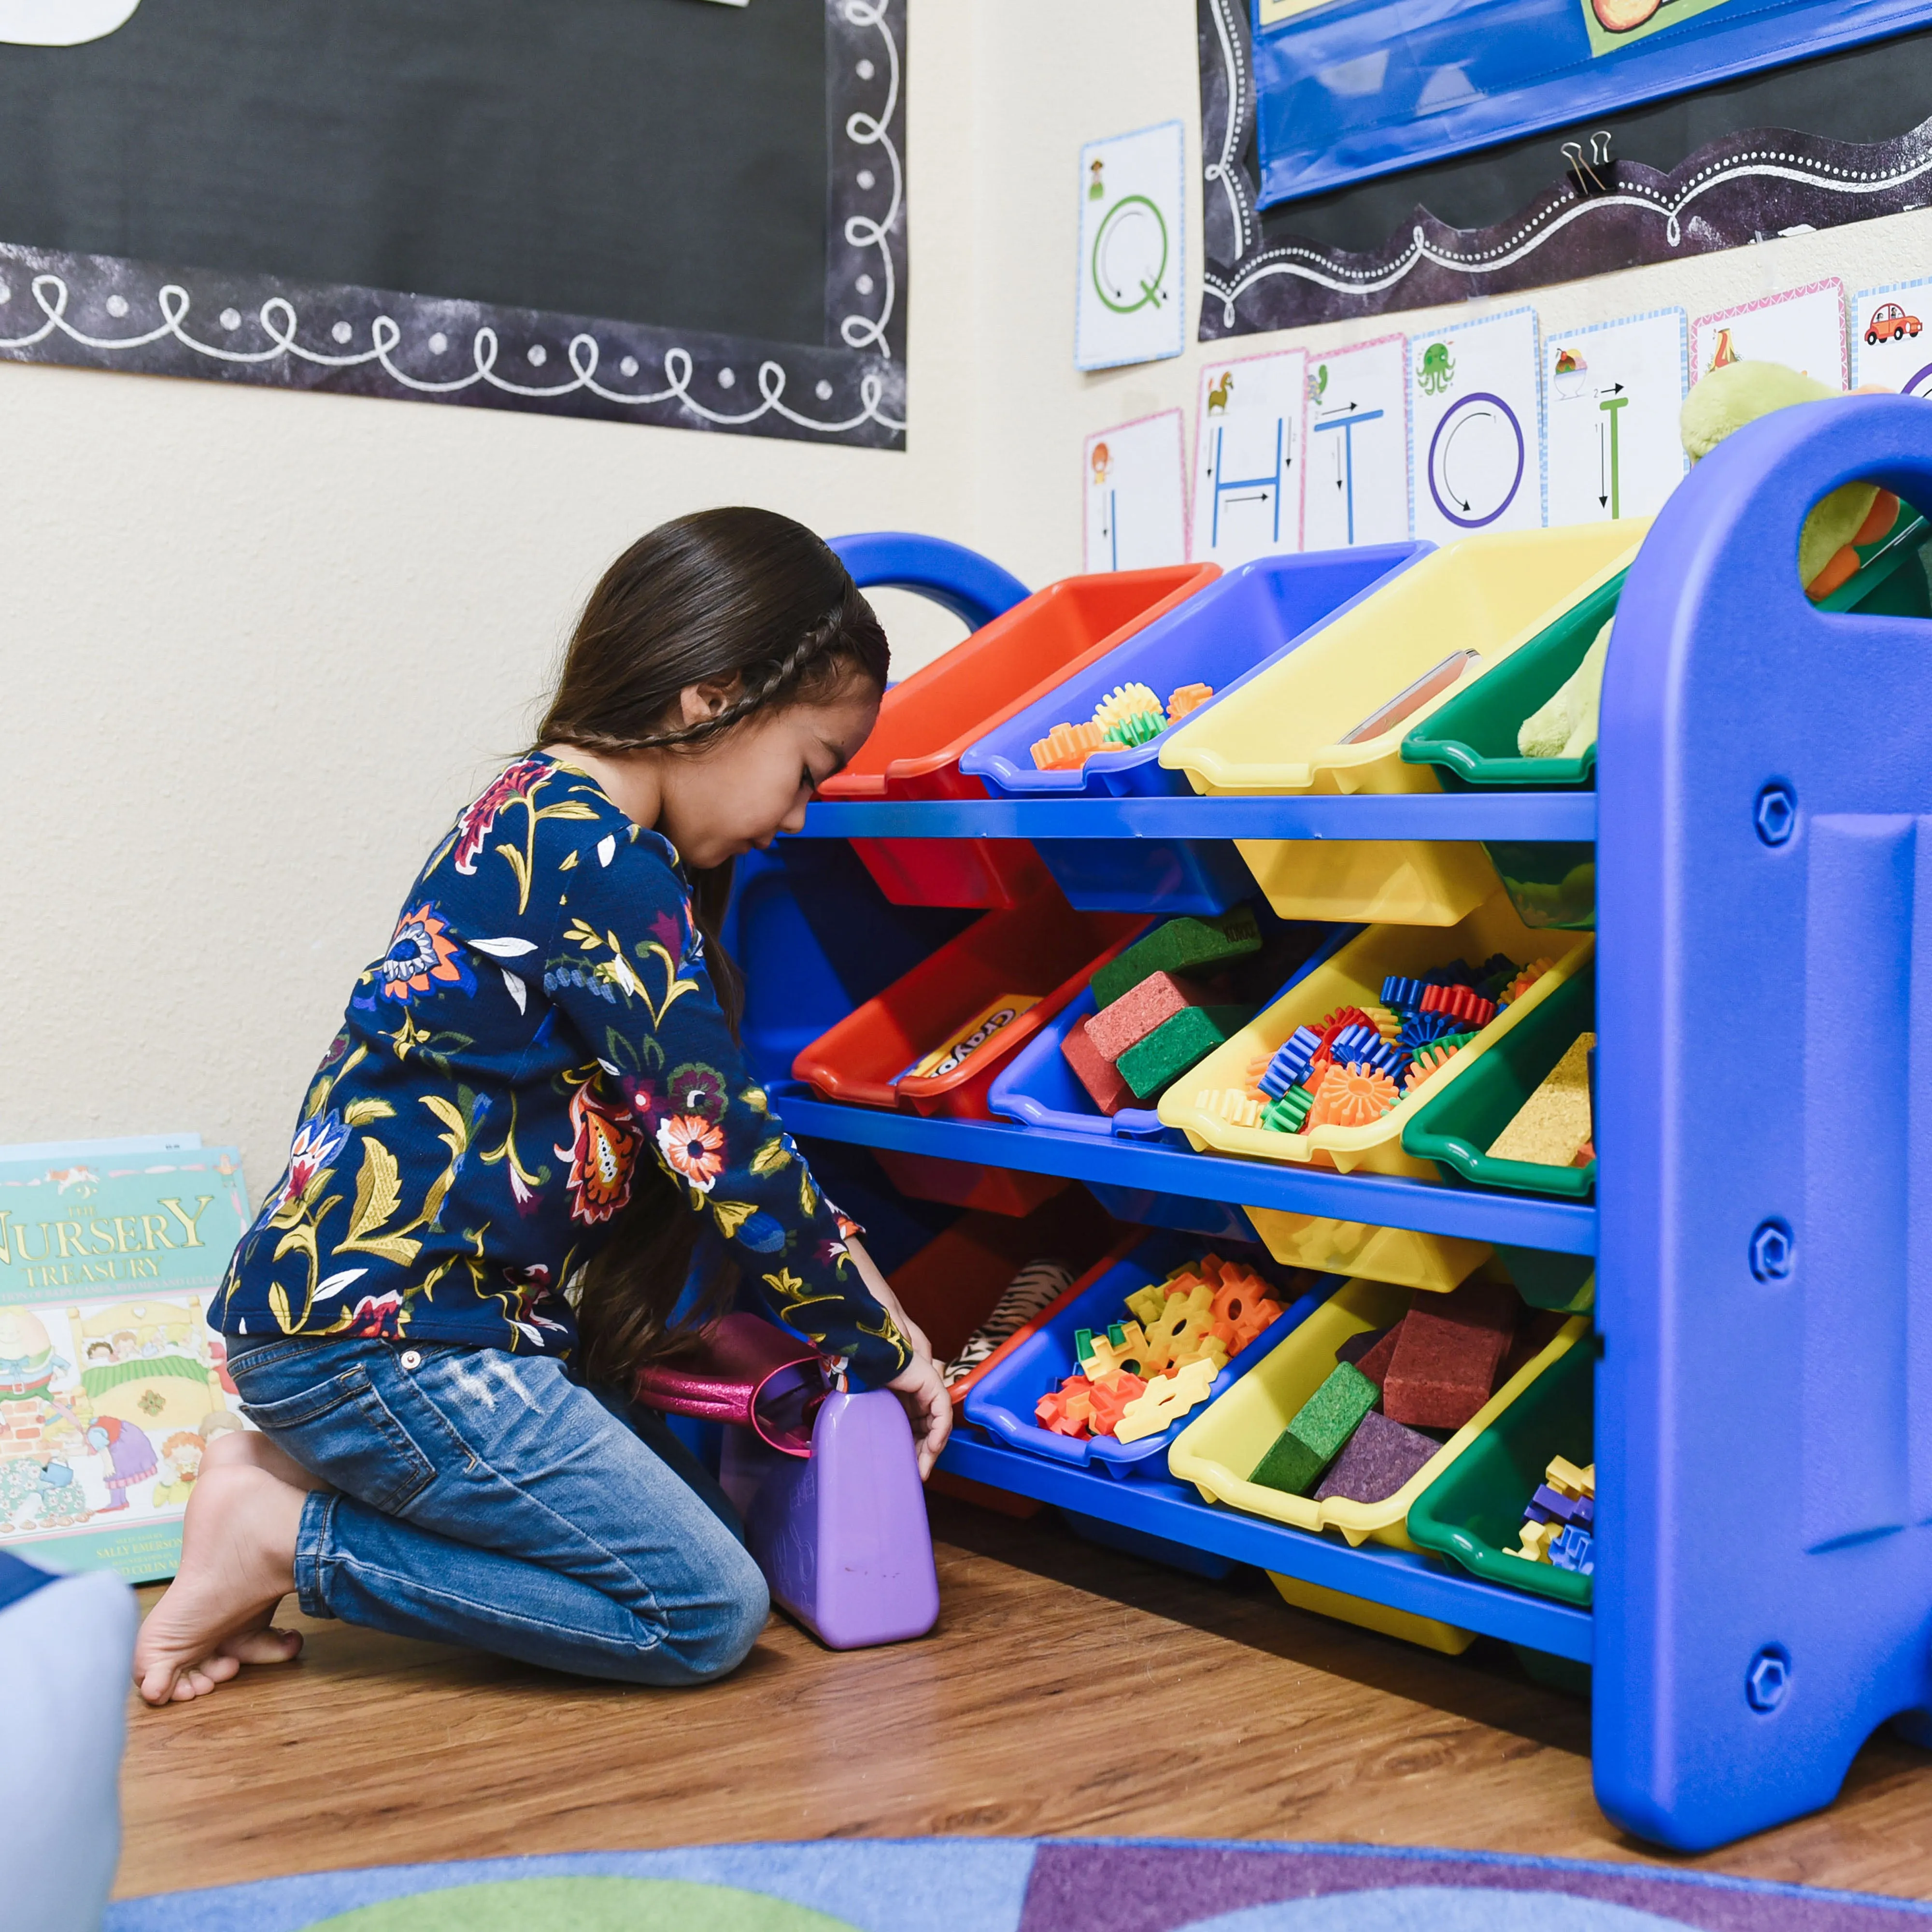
0 0 906 444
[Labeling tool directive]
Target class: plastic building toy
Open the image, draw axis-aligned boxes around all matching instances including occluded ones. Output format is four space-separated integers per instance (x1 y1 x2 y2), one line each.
1166 682 1214 722
1115 1356 1218 1443
1094 681 1164 730
1031 720 1107 770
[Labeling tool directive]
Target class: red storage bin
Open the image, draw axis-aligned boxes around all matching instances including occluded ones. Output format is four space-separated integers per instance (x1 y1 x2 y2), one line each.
884 1190 1118 1376
824 563 1220 908
792 893 1149 1118
873 1151 1070 1218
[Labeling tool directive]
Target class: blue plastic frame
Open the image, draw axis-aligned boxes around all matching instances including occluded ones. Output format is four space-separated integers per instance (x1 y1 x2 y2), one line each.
767 445 1932 1847
1596 394 1932 1850
829 530 1029 633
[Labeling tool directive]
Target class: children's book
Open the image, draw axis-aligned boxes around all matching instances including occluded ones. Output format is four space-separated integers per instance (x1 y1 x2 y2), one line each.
0 1145 251 1583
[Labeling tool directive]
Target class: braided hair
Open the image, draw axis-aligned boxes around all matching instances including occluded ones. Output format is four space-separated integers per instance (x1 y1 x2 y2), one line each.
538 509 890 1386
537 508 887 760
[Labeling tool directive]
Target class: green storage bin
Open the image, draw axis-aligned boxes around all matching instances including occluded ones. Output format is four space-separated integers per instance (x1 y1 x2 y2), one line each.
1407 1335 1594 1608
1399 511 1932 933
1402 963 1595 1202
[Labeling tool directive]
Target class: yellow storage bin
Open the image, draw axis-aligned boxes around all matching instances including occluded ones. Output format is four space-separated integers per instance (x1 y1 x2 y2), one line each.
1242 1208 1491 1296
1266 1572 1476 1654
1166 1273 1590 1551
1159 892 1593 1178
1158 524 1644 925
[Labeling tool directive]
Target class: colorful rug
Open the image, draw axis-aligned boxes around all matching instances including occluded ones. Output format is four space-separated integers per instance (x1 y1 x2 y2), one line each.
106 1840 1932 1931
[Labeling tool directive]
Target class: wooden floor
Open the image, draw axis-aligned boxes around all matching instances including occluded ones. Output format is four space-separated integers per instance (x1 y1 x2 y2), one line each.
117 1495 1932 1904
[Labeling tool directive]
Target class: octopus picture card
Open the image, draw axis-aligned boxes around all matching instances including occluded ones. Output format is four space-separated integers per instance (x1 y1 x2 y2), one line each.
1409 306 1545 544
1851 279 1932 395
1692 279 1847 390
1302 335 1411 551
0 1148 251 1583
1189 345 1308 566
1075 120 1185 370
1085 411 1188 572
1544 309 1688 529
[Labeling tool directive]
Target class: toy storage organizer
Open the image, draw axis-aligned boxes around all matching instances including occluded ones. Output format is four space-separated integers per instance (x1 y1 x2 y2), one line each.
757 408 1932 1856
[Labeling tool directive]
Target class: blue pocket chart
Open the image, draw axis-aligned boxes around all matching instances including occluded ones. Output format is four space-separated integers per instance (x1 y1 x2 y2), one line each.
1250 0 1932 206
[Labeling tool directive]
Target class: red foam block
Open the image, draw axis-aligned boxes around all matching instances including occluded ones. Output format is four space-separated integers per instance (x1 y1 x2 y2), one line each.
1085 972 1209 1065
1381 1277 1517 1430
1062 1023 1135 1114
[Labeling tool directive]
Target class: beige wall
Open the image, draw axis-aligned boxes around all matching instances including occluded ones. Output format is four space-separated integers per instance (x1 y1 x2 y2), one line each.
7 0 1930 1185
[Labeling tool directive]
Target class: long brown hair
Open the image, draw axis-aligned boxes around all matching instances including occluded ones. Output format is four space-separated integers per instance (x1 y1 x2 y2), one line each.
538 508 889 1386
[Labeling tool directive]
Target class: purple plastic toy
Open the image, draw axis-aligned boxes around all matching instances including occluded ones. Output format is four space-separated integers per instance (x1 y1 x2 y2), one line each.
634 1314 939 1650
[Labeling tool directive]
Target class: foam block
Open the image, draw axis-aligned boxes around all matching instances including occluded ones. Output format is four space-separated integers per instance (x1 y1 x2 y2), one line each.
1351 1318 1406 1390
1061 1024 1135 1115
1248 1362 1378 1496
1116 1005 1252 1101
1335 1324 1392 1368
1085 971 1211 1064
1312 1410 1441 1504
1091 908 1262 1010
1380 1277 1517 1430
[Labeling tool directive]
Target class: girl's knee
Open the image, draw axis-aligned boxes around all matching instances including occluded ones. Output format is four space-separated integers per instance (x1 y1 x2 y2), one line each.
693 1542 770 1679
636 1535 767 1685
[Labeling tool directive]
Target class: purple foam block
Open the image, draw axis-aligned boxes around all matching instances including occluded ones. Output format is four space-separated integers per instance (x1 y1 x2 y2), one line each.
1311 1410 1441 1505
723 1387 940 1650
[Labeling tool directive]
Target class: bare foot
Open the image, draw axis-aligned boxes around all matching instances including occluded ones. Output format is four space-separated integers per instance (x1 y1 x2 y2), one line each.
133 1462 308 1706
204 1426 329 1492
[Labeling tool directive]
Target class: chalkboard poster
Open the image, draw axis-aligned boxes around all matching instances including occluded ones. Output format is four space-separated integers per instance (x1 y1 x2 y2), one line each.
1200 0 1932 339
0 0 906 447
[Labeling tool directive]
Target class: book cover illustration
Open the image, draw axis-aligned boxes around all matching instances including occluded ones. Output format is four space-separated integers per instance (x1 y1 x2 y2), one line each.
0 1148 251 1584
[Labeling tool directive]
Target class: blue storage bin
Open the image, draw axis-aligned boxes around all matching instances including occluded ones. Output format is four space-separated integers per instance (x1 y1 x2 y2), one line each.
958 544 1430 912
988 915 1353 1148
963 1231 1333 1480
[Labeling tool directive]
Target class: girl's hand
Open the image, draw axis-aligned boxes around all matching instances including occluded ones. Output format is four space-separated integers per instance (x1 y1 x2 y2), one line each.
846 1236 951 1477
887 1352 952 1478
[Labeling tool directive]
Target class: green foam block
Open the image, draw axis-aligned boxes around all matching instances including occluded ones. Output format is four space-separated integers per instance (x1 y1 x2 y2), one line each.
1092 908 1261 1011
1116 1004 1253 1101
1248 1362 1379 1496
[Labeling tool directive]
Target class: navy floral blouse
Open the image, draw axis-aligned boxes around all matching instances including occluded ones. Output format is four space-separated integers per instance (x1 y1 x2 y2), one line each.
214 753 910 1387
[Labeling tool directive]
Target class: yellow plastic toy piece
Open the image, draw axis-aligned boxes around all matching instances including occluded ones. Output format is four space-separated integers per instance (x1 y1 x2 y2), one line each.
1547 1455 1595 1499
1123 1283 1170 1327
1515 1519 1558 1563
1361 1003 1402 1042
1166 681 1214 723
1081 1321 1151 1380
1192 1086 1263 1128
1115 1356 1218 1443
1093 681 1162 730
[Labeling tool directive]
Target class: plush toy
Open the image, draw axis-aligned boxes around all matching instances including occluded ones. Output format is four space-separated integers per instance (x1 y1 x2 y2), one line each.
1519 360 1900 759
1679 360 1898 595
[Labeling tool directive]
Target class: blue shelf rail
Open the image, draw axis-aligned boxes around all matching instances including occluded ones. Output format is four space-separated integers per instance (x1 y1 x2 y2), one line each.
797 792 1596 842
780 1089 1595 1255
939 1432 1591 1663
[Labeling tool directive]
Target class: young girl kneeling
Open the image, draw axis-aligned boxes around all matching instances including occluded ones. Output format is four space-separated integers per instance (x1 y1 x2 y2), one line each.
133 509 950 1705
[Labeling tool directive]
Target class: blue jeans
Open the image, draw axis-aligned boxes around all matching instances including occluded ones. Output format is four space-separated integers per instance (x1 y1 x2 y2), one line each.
225 1335 769 1686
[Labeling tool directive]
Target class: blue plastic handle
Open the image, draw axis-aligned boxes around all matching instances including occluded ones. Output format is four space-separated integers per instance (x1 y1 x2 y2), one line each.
829 531 1030 633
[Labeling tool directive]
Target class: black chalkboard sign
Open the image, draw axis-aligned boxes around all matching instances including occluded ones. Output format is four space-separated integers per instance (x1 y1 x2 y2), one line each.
0 0 906 446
